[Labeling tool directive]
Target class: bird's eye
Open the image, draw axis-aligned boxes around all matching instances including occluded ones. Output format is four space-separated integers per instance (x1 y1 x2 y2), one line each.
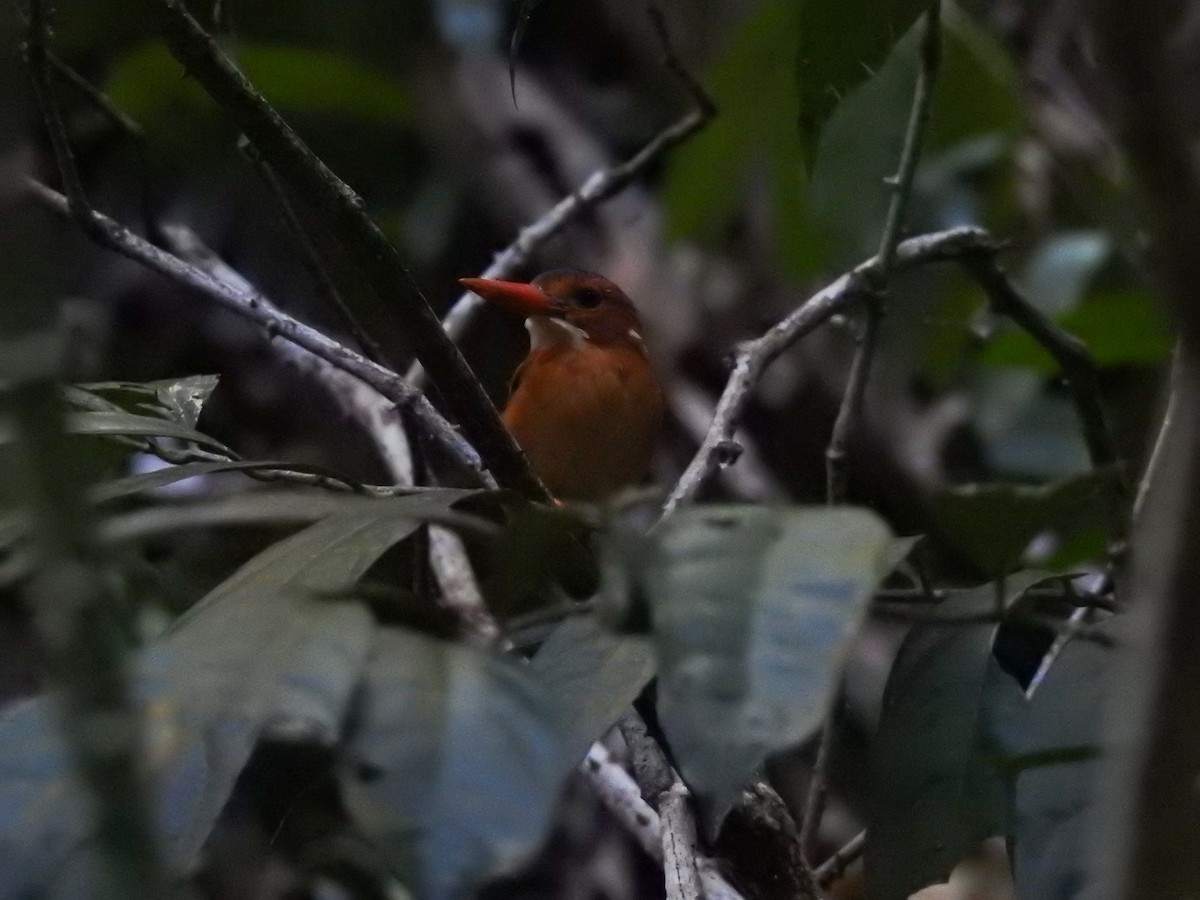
574 288 602 309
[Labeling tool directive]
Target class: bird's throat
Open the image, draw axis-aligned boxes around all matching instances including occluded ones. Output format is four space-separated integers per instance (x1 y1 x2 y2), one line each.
526 316 588 350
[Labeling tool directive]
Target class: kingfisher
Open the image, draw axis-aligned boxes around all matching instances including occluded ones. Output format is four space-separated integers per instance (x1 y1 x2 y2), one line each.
460 270 665 502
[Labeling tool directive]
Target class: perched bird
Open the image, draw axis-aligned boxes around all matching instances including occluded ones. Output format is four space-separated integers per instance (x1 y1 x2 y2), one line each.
460 270 664 502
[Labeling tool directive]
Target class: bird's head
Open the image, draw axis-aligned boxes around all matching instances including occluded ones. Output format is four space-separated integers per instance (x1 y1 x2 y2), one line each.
460 269 646 349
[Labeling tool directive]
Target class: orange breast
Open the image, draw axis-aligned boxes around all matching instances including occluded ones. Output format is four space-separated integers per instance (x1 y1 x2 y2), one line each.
502 343 664 501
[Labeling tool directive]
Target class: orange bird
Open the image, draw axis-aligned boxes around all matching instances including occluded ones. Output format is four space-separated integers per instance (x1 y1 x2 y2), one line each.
460 270 664 502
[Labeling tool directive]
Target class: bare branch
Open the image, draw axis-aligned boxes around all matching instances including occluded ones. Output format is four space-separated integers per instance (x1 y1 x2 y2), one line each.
814 829 865 887
145 0 548 499
825 298 883 504
243 145 388 365
28 180 493 485
660 226 991 517
661 781 703 900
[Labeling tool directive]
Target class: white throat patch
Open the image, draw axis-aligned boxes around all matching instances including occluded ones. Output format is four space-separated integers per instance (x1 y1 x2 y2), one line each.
526 316 588 350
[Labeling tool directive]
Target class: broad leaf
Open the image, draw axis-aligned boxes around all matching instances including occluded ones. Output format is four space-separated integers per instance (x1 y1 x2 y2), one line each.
989 616 1120 900
796 0 928 171
646 505 893 832
932 467 1125 578
75 376 221 429
531 616 656 757
0 496 478 892
0 410 233 454
866 574 1045 900
99 489 486 545
340 630 571 900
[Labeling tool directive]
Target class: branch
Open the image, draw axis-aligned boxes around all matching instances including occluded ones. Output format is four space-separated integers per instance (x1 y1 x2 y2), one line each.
824 299 883 504
826 0 940 504
27 180 493 486
242 144 388 366
660 226 991 516
410 3 717 384
814 829 865 887
957 248 1121 474
144 0 548 500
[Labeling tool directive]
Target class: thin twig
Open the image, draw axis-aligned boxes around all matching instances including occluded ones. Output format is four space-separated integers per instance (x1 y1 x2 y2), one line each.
28 179 493 486
870 0 942 287
147 0 548 500
814 829 866 887
660 226 991 517
660 780 703 900
244 148 388 365
825 298 883 504
410 3 717 385
1133 339 1180 523
798 718 835 866
825 0 941 504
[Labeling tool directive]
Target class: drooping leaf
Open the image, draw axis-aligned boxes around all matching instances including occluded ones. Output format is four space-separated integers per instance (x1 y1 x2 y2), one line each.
339 630 571 900
645 505 893 833
531 616 656 758
989 616 1120 900
932 467 1125 578
99 489 487 545
0 409 233 455
866 575 1044 900
0 493 487 891
796 0 929 172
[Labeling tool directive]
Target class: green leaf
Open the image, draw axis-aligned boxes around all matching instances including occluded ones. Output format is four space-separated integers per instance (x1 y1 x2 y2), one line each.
99 489 488 545
531 616 656 757
340 630 571 900
981 290 1173 373
105 43 413 129
932 467 1125 578
986 616 1121 900
0 410 233 454
646 505 893 833
866 575 1043 900
663 0 830 280
796 0 928 172
0 499 462 889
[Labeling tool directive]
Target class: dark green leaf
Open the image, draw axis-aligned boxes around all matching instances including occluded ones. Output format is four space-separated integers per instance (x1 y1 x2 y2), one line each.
74 376 221 429
866 575 1044 900
646 505 893 833
987 616 1121 900
531 616 656 758
340 630 570 900
796 0 928 171
932 467 1125 578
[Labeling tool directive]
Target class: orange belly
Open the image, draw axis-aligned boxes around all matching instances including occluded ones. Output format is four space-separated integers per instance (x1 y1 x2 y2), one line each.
502 343 664 501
